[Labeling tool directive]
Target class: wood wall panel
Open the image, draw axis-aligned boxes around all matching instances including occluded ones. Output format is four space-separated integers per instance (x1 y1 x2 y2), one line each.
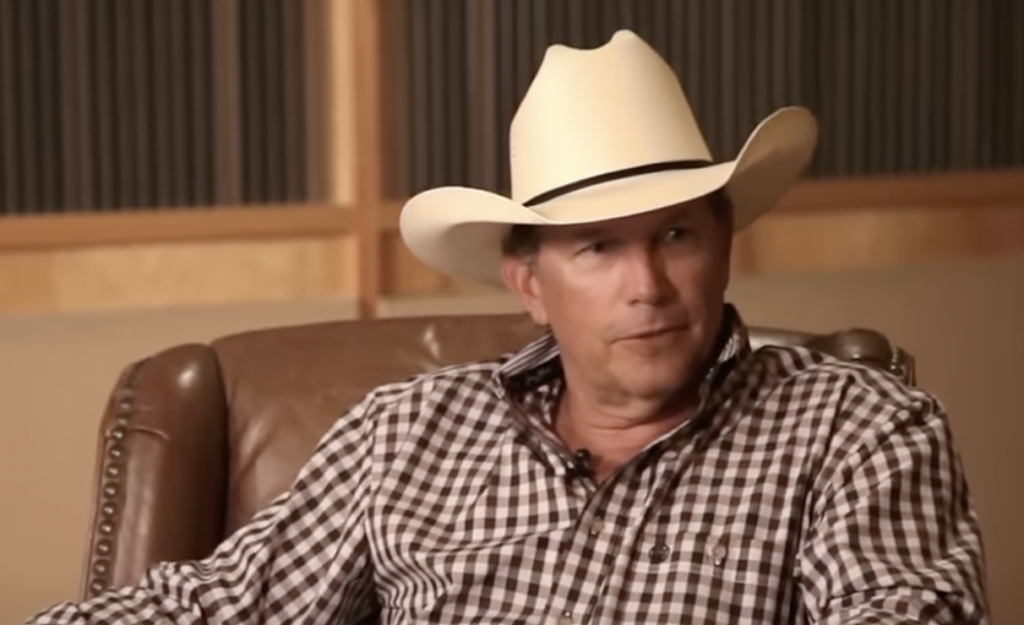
1 1 1022 318
0 205 352 250
2 202 1022 316
381 205 1024 298
380 232 457 296
326 0 356 207
379 230 506 299
0 236 357 316
733 205 1024 275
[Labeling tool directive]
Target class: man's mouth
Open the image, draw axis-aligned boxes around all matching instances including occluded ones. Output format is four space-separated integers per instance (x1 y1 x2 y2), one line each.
620 325 686 341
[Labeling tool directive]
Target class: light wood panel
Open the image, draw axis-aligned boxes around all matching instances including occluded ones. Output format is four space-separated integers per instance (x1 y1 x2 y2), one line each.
351 0 385 318
325 0 356 208
732 204 1024 274
3 170 1022 317
378 169 1024 296
0 204 351 251
0 0 1020 321
777 168 1024 213
381 204 1024 296
0 235 357 316
5 200 1019 318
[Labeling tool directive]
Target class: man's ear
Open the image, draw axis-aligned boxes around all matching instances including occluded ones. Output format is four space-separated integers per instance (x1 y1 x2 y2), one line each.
500 254 549 326
709 194 735 292
719 213 734 292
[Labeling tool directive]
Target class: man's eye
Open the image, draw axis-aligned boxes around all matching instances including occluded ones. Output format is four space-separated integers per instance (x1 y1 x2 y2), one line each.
665 227 690 242
581 241 609 254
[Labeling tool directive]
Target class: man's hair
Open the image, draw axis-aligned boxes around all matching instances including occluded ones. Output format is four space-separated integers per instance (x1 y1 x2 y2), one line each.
501 223 543 259
500 190 733 260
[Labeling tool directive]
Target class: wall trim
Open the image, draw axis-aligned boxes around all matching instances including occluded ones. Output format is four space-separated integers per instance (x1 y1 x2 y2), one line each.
0 204 352 251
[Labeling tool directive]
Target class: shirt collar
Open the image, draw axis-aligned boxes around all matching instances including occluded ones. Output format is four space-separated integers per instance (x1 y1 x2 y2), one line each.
495 303 752 396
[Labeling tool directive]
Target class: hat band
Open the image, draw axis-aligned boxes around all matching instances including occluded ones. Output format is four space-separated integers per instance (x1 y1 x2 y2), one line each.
523 159 714 207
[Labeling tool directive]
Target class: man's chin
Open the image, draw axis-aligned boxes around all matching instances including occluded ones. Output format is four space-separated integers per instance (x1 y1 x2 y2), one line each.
615 363 698 402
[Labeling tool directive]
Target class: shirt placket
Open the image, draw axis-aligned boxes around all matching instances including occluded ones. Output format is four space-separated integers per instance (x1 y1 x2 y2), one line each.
539 475 641 625
585 384 745 623
495 342 750 624
495 382 609 624
582 429 720 624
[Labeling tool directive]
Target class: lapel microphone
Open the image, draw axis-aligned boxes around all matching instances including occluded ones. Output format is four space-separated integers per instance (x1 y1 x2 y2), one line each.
569 449 594 480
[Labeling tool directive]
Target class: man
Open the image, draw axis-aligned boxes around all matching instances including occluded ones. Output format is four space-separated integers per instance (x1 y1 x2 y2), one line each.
29 30 987 624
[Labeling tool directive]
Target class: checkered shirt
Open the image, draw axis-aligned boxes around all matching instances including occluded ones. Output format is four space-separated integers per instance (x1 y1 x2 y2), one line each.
29 307 989 624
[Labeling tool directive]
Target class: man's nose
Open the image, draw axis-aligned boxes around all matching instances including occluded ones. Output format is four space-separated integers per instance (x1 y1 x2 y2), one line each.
625 248 673 306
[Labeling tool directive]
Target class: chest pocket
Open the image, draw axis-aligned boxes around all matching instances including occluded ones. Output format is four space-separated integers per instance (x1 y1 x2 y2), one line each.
608 529 795 624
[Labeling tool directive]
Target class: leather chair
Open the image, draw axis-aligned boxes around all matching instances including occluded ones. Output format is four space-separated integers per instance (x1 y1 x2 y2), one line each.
78 313 915 600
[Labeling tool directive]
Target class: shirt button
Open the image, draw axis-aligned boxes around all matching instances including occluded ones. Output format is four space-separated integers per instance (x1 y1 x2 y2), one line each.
648 543 671 564
588 516 605 535
709 540 728 566
556 611 574 625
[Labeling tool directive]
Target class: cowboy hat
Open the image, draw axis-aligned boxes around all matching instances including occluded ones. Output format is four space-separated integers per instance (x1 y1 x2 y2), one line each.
399 29 818 287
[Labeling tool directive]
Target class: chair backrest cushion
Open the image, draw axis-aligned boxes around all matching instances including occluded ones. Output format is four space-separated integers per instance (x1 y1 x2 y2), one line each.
210 313 911 531
82 312 911 599
212 314 544 532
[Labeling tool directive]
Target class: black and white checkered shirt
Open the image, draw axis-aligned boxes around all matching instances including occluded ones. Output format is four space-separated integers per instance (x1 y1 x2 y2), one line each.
30 308 989 624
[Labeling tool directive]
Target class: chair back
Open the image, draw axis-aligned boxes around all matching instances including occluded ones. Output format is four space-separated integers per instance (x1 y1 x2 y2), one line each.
80 313 913 599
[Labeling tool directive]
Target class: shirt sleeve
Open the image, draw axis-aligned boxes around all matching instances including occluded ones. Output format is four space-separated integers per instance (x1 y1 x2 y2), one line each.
25 395 381 625
799 393 990 624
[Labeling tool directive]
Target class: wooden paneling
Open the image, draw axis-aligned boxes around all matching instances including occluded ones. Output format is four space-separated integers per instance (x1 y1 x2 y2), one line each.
325 0 355 208
777 169 1024 213
1 0 1022 318
351 0 385 318
379 170 1024 296
380 232 455 296
0 205 351 251
0 236 357 316
380 204 1024 298
380 232 498 297
732 205 1024 275
5 185 1019 316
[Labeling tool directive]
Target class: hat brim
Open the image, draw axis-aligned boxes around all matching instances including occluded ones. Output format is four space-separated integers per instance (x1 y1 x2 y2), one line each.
399 106 818 287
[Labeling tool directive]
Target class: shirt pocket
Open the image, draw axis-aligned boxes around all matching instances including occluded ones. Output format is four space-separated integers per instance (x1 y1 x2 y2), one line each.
613 529 792 623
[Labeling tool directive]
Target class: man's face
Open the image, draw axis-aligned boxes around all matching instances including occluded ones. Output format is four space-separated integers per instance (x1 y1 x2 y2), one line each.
502 195 733 407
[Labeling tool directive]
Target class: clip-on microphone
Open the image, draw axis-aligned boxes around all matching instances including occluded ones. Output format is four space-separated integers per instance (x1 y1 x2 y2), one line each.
568 449 594 480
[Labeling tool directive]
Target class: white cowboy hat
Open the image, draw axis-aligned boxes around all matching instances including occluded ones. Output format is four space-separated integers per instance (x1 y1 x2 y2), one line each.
399 29 818 287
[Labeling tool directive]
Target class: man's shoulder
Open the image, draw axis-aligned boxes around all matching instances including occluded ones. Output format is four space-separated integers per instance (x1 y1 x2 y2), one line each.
748 342 941 422
361 332 559 411
743 343 953 476
362 353 512 409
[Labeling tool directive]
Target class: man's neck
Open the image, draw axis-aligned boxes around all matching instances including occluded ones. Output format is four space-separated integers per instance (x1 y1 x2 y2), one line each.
553 387 698 483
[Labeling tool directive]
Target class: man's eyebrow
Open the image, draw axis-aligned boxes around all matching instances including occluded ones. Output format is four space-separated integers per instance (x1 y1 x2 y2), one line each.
560 205 702 241
659 205 699 226
563 225 610 241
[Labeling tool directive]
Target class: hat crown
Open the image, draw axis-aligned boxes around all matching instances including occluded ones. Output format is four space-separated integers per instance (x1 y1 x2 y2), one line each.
509 30 713 204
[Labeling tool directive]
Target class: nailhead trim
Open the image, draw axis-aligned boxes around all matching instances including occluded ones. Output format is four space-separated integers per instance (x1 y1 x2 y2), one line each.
85 359 148 598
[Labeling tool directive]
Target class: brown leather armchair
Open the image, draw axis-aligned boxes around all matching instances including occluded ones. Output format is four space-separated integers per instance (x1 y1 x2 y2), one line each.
78 313 915 600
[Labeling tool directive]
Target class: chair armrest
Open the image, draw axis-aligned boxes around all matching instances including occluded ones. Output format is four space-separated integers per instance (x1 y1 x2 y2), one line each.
80 345 229 599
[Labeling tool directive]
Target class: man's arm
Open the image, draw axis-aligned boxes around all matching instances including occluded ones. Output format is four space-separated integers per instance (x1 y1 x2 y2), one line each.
798 393 989 624
25 395 380 625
